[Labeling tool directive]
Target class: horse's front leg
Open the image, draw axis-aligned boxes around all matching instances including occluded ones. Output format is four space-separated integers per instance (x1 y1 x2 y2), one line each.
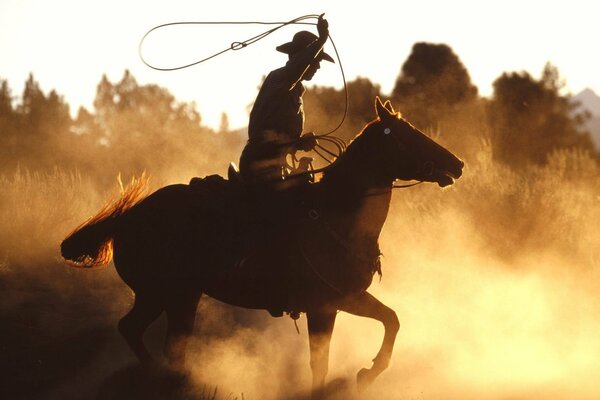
306 308 337 395
339 291 400 391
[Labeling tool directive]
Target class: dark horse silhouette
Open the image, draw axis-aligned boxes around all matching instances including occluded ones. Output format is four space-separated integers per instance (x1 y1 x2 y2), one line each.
61 97 463 395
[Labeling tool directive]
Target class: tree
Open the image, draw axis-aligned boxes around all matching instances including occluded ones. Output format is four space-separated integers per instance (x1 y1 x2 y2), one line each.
390 42 483 159
0 79 18 169
488 63 594 166
304 76 382 143
0 71 243 181
0 79 12 114
219 112 230 134
4 74 73 171
88 70 242 184
392 42 478 130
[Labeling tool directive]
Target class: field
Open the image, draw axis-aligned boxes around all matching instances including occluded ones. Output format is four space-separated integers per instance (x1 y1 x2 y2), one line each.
2 143 600 399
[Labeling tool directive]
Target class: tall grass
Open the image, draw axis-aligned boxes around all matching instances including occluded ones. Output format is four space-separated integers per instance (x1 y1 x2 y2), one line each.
0 167 106 267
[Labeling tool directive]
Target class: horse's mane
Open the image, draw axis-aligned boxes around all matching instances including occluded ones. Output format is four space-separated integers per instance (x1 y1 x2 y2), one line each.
320 117 384 183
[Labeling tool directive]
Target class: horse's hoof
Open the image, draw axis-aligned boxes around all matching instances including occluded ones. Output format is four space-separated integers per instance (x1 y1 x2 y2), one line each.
356 368 375 392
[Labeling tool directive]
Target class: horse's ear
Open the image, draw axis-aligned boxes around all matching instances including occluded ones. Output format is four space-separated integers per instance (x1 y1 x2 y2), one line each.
375 96 392 120
383 100 396 114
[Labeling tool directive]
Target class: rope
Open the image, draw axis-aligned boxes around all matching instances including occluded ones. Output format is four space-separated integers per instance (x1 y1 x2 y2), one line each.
315 34 348 138
138 15 321 71
139 14 350 160
313 146 332 164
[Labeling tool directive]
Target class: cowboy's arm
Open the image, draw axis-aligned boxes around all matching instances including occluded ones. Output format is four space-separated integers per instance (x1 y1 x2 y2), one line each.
282 15 329 89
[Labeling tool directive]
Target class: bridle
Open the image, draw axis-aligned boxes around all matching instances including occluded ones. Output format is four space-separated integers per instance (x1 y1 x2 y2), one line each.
384 123 436 190
284 121 438 191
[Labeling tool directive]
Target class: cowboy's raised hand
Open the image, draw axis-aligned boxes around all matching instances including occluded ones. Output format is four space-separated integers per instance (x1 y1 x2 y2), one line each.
317 14 329 38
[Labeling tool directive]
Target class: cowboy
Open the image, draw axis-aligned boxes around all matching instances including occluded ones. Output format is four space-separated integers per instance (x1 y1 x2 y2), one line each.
239 14 334 186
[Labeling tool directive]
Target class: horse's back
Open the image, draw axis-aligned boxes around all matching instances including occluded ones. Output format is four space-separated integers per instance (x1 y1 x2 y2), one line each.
125 176 233 228
113 176 252 284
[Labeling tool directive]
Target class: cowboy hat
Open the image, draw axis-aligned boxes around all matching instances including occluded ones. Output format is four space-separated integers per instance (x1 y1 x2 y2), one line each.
276 31 334 63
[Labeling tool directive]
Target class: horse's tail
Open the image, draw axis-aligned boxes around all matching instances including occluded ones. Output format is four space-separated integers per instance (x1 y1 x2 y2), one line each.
61 174 150 268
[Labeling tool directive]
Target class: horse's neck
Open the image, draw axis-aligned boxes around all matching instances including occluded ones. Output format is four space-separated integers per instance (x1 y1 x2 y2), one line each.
348 187 392 244
320 162 393 247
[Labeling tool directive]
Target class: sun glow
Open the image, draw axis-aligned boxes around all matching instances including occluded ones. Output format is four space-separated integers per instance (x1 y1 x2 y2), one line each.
1 0 598 129
3 1 600 398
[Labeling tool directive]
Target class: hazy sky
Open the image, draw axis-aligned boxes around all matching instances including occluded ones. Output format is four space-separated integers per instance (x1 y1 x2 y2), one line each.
1 0 598 129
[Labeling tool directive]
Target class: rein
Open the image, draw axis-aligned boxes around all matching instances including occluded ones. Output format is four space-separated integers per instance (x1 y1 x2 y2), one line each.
359 181 423 199
392 180 424 189
287 156 426 190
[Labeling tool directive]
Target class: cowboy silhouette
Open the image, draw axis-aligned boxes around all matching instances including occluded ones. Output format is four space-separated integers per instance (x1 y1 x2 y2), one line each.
239 14 333 185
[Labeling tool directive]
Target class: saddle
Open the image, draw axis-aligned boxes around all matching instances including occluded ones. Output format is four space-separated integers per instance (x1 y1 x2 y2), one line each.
187 163 279 256
188 163 244 204
187 164 377 315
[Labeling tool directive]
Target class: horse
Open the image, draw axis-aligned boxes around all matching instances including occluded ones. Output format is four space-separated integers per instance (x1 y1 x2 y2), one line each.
61 97 463 396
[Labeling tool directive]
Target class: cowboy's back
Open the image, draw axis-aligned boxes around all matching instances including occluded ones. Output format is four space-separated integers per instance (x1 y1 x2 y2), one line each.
247 68 305 144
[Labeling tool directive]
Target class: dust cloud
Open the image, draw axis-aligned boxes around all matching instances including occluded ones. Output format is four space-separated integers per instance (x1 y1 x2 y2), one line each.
179 144 600 400
2 140 600 399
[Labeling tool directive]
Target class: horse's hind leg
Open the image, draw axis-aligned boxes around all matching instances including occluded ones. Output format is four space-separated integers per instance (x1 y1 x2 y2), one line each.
164 287 202 368
118 290 164 363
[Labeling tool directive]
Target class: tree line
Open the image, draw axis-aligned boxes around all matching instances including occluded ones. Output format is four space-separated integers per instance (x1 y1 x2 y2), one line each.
304 42 595 166
0 70 243 188
0 42 596 187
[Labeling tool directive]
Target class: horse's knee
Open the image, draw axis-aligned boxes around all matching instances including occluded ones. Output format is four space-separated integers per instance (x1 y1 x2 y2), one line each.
383 308 400 334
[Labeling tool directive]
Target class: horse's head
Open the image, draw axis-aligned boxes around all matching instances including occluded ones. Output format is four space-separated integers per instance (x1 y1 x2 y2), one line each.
364 97 464 187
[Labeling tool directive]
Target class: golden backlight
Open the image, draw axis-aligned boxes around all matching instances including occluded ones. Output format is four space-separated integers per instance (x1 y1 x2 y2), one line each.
4 140 599 399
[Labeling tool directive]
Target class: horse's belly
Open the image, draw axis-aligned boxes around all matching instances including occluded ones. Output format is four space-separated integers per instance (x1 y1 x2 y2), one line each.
201 250 347 314
202 255 291 311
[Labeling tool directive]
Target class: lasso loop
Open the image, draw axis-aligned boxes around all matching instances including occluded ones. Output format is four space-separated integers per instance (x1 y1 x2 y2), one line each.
139 15 319 72
139 14 352 178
